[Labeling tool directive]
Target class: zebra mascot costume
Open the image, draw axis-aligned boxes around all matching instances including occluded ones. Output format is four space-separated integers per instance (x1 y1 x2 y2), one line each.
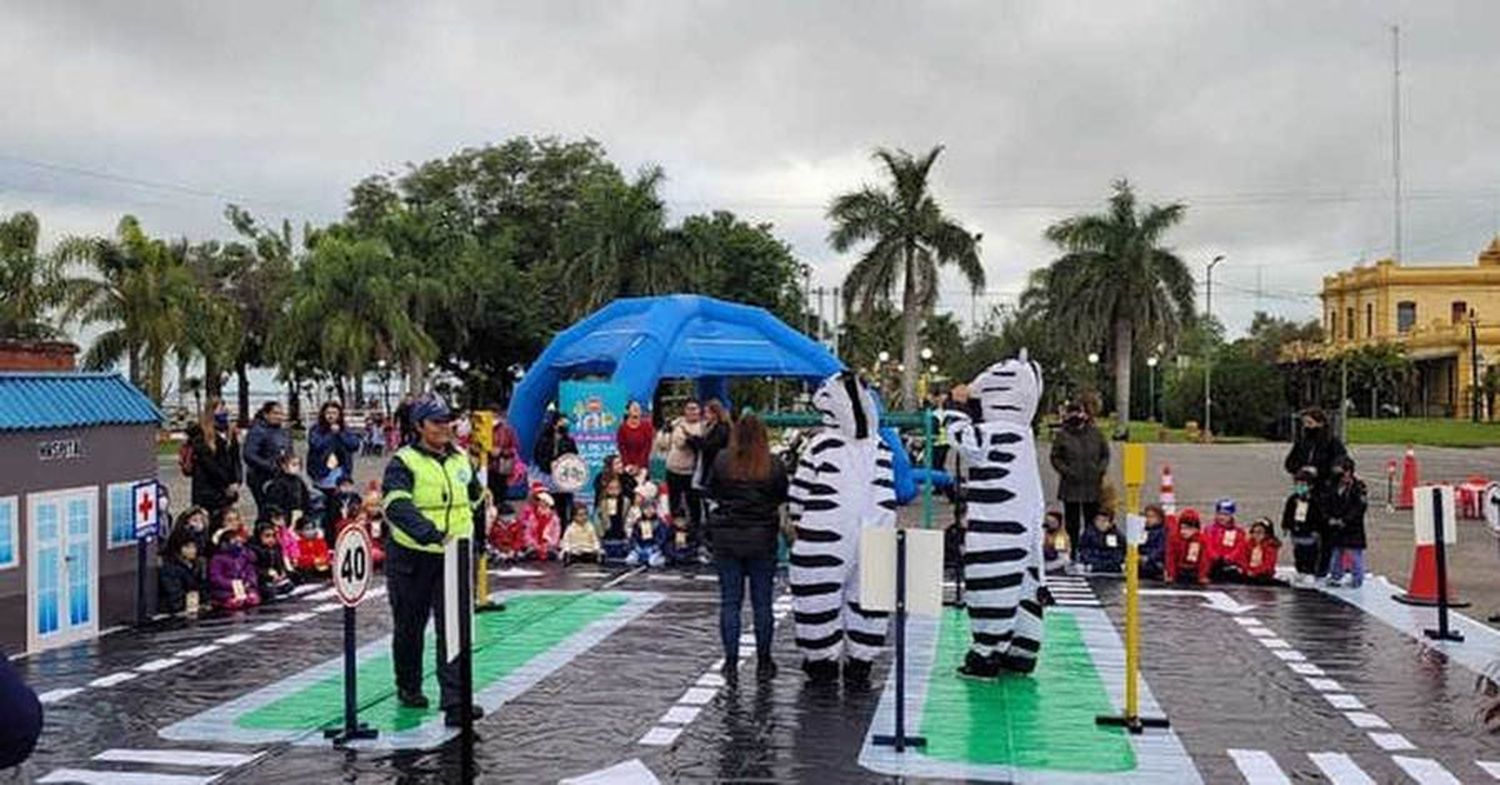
940 354 1046 678
789 371 899 686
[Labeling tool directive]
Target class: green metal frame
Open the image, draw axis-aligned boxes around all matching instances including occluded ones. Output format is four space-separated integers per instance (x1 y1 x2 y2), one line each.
759 409 938 529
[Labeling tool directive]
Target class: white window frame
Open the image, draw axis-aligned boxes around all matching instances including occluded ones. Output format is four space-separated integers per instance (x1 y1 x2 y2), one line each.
106 481 140 549
0 495 17 570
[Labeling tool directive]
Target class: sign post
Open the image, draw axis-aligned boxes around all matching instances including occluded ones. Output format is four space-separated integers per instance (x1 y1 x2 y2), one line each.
444 535 477 779
1098 444 1170 734
1420 486 1463 643
863 527 942 754
131 481 161 623
326 526 378 745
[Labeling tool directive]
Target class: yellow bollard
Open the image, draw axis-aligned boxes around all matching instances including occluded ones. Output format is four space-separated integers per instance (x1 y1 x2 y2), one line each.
474 550 505 613
1097 443 1168 733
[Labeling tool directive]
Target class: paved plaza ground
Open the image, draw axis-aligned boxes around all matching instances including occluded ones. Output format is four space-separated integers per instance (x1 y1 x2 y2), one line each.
13 442 1500 783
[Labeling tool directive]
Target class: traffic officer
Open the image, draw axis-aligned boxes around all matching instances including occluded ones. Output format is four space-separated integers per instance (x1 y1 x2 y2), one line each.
382 393 483 727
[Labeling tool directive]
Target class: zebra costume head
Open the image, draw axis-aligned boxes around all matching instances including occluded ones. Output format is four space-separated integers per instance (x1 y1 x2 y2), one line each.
970 353 1043 425
812 371 879 440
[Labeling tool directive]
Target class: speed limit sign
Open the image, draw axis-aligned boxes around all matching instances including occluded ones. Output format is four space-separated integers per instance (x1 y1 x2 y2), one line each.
334 527 373 606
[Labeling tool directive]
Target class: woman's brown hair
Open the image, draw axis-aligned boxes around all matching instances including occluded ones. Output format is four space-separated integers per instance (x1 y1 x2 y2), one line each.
723 414 772 482
705 399 728 424
198 397 221 454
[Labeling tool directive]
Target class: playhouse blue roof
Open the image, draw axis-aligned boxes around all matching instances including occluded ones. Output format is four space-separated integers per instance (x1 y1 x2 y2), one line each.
0 372 162 431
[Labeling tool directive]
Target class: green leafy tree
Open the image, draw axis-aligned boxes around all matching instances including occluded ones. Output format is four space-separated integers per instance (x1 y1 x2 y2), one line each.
664 211 806 325
0 211 65 340
222 206 297 422
1163 344 1284 437
555 166 671 319
830 146 983 406
1039 180 1195 430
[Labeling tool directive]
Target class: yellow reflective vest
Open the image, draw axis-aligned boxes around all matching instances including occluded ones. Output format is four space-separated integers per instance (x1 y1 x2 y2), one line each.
382 445 475 554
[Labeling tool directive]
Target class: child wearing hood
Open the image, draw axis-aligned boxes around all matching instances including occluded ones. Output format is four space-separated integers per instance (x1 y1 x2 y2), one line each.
1140 505 1169 581
626 483 669 568
1205 498 1249 581
487 503 527 565
1244 518 1282 585
561 506 602 565
1323 456 1368 588
1078 509 1125 574
1280 468 1324 587
522 491 562 560
1041 511 1072 574
250 522 295 599
208 522 261 610
292 513 332 578
159 527 204 615
1165 509 1209 585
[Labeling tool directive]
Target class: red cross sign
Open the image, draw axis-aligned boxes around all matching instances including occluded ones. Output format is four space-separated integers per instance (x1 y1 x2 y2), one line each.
132 481 161 539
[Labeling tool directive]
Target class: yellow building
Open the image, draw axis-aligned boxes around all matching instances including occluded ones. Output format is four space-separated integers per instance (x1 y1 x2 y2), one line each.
1321 238 1500 419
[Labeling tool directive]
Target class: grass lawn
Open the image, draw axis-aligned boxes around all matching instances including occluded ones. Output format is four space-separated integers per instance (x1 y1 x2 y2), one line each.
1345 417 1500 448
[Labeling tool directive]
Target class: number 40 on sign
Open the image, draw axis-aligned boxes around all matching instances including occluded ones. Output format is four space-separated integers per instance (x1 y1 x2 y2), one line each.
334 527 373 606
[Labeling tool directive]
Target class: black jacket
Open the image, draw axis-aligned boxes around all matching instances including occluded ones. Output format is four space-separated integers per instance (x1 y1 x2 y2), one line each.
262 472 311 519
158 556 201 614
707 453 789 560
1050 421 1109 503
1280 492 1325 539
694 421 731 487
1323 479 1368 549
189 431 241 513
0 653 40 769
1283 431 1348 490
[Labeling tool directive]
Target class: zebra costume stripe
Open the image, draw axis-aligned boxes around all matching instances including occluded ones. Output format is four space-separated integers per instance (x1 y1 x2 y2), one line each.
789 372 897 665
941 356 1047 666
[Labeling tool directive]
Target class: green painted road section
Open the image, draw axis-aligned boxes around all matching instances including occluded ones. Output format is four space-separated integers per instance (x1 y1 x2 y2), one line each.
919 609 1136 772
237 592 628 733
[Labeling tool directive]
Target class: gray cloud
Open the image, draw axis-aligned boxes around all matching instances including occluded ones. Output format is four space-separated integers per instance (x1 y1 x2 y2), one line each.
3 0 1499 338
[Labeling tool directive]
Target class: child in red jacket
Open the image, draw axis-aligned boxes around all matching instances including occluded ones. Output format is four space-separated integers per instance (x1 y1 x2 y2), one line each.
292 515 332 578
487 506 527 565
1166 509 1209 585
1244 518 1282 584
1205 498 1249 582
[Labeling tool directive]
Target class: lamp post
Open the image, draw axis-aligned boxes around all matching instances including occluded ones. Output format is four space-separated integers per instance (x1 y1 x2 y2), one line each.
1146 356 1159 422
1204 254 1226 440
1470 309 1481 423
377 359 391 414
1087 352 1101 416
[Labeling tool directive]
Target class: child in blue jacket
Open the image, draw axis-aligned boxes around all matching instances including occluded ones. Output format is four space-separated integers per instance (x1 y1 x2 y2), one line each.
1078 510 1126 574
1140 504 1169 580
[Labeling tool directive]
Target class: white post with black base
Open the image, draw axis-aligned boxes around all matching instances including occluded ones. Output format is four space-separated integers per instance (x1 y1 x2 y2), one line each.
863 527 944 754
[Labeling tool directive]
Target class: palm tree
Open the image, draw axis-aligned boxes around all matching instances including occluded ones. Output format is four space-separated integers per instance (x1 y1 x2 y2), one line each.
1040 180 1195 434
829 146 983 405
56 216 195 402
0 211 65 340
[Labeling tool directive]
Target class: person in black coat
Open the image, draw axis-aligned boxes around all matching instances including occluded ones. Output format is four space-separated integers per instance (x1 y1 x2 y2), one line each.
243 402 293 516
1283 407 1349 494
189 405 242 523
0 650 41 770
1322 456 1368 588
158 526 203 615
707 414 788 688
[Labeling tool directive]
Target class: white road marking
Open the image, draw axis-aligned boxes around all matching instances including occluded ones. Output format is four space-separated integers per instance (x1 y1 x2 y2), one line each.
1342 711 1389 729
1305 678 1344 692
283 612 315 622
214 633 254 645
252 621 288 632
1367 732 1415 751
638 726 681 746
92 749 262 767
560 758 663 784
88 671 139 688
1390 756 1461 785
1287 662 1324 676
1233 617 1264 627
135 657 184 673
661 705 701 725
311 602 342 613
1245 627 1276 638
1324 694 1365 710
1258 638 1291 650
1478 760 1500 779
1227 749 1290 785
303 586 338 601
678 687 717 705
39 770 215 785
37 687 82 703
1307 752 1375 785
602 566 647 590
173 644 221 659
1271 649 1307 662
696 673 725 688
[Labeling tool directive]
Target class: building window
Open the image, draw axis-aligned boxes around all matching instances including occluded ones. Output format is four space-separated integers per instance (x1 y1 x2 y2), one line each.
1366 303 1374 337
1397 301 1417 333
107 483 136 548
1346 307 1355 340
0 496 16 569
1453 301 1469 325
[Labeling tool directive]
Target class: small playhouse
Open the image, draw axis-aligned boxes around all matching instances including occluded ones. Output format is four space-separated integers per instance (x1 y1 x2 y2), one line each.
0 365 160 655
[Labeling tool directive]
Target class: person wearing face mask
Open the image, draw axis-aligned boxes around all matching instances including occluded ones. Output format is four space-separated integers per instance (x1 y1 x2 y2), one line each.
534 414 580 523
1049 401 1109 561
189 398 243 524
244 401 293 518
1283 407 1348 496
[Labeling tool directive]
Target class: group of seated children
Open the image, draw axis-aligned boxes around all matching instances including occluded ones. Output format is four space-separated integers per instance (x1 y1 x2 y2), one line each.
158 480 389 615
488 477 696 569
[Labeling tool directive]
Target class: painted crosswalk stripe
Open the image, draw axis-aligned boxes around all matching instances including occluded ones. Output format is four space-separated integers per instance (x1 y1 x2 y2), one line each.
1343 711 1389 729
1246 627 1276 638
1258 638 1291 650
697 673 725 688
92 749 262 767
1234 617 1264 627
679 687 717 705
39 770 216 785
1308 752 1375 785
37 687 82 704
1477 760 1500 779
304 587 338 601
284 612 315 622
1391 756 1461 785
88 671 139 688
252 621 287 632
662 705 702 725
136 657 184 673
1287 662 1325 676
214 633 254 645
1324 694 1365 710
1367 732 1415 751
312 602 342 613
1228 749 1290 784
1272 649 1307 662
1305 677 1343 692
638 726 681 746
173 644 221 659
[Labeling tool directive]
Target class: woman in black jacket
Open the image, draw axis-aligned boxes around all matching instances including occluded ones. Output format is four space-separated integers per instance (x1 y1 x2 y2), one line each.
707 414 788 687
189 401 242 523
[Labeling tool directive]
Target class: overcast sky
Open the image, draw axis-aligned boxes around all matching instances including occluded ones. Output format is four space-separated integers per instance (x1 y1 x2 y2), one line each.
5 0 1500 342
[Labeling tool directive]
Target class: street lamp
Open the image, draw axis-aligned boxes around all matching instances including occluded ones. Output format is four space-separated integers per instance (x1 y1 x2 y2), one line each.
1205 254 1226 439
920 347 933 362
878 350 891 363
1146 355 1159 423
377 359 391 414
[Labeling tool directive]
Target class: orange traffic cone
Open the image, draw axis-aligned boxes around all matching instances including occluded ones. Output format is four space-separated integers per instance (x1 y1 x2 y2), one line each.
1397 446 1419 510
1392 543 1470 607
1159 464 1176 515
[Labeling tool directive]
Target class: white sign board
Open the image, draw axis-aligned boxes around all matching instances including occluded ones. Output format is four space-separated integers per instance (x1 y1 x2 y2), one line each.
1124 514 1147 547
552 453 589 493
1413 484 1459 546
333 526 373 606
859 528 944 617
131 480 161 539
1484 482 1500 534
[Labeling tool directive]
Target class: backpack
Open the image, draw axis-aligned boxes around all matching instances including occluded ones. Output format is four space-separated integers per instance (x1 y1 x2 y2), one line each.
178 441 195 477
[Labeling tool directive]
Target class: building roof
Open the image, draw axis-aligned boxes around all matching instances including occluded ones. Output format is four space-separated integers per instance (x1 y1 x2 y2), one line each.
0 372 161 431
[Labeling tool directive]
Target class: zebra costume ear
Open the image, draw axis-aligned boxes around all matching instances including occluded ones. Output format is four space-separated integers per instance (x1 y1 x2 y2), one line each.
840 371 869 440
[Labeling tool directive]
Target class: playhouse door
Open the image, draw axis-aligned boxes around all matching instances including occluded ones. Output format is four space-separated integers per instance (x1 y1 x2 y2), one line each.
28 487 98 652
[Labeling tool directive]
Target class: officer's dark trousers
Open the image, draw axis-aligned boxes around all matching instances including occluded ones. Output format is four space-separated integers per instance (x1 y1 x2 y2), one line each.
387 545 462 709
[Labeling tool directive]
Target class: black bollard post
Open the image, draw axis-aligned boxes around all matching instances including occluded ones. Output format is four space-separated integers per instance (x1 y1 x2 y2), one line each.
873 529 927 753
135 536 149 624
1424 487 1464 643
458 536 476 781
325 604 378 744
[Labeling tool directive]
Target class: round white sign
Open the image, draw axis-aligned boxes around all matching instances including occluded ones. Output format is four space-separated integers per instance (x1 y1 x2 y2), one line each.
334 526 373 607
552 453 589 493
